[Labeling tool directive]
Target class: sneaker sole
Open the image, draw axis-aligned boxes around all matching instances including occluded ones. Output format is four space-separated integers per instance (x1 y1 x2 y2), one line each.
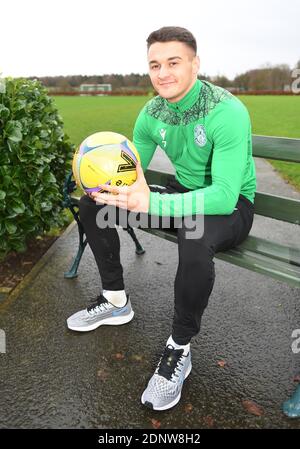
141 362 192 411
67 310 134 332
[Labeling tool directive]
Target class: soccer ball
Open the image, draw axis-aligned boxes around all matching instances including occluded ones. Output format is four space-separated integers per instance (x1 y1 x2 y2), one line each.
72 131 141 193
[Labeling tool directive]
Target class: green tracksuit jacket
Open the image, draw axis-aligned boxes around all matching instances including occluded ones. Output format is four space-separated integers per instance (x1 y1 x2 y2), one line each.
133 79 256 217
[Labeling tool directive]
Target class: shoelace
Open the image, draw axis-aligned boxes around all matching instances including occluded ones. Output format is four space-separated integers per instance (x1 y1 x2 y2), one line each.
87 294 110 315
156 345 185 383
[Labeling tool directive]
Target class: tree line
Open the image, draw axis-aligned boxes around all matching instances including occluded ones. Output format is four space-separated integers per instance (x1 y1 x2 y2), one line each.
28 61 300 92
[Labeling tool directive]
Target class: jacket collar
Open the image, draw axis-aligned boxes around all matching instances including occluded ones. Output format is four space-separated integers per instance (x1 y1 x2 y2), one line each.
165 79 202 113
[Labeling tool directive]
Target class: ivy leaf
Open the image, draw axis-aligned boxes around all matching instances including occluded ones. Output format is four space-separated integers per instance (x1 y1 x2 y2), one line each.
14 99 26 111
40 202 52 212
5 121 22 143
0 104 10 119
40 129 49 139
5 222 17 234
11 240 27 253
10 199 26 215
0 190 6 200
43 171 57 184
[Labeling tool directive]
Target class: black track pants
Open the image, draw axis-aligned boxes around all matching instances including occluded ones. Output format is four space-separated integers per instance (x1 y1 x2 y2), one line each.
79 181 254 345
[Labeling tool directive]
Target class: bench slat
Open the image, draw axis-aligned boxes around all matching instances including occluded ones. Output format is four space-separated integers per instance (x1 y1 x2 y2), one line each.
217 247 300 288
145 170 300 223
241 235 300 266
67 191 300 286
253 135 300 163
141 228 300 288
254 192 300 224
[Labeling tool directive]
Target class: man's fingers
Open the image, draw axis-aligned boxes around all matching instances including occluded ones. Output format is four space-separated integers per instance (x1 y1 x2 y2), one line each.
93 192 128 201
97 184 129 194
94 193 114 203
97 184 119 194
95 198 127 208
94 193 128 207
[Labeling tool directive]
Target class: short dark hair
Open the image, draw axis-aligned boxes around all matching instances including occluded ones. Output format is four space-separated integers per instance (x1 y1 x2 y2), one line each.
146 26 197 54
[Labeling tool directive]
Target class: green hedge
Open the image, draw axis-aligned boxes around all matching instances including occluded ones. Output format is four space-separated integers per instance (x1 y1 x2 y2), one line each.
0 78 74 260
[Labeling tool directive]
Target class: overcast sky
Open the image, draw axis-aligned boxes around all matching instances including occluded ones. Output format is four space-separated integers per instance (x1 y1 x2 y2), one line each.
1 0 299 80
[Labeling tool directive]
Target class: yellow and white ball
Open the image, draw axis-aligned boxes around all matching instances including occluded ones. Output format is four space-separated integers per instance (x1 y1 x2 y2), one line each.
72 131 141 193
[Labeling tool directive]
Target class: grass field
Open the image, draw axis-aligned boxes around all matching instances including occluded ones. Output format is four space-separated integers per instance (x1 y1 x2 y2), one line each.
54 94 300 191
53 96 148 145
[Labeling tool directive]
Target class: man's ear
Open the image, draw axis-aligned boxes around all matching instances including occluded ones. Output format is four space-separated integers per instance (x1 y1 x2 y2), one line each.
192 55 200 75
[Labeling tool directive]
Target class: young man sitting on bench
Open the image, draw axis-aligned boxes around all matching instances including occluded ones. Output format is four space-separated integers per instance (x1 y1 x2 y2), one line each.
66 26 256 412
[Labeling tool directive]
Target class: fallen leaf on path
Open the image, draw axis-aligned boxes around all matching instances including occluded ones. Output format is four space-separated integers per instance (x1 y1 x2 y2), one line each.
203 415 214 427
184 403 193 413
217 360 227 368
97 369 109 380
242 400 264 416
132 354 143 362
150 418 161 429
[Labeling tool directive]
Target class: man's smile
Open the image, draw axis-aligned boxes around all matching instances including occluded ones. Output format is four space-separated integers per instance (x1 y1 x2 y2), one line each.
159 81 176 86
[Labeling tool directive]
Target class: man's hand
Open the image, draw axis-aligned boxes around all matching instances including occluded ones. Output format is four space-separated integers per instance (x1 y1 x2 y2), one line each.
91 163 150 213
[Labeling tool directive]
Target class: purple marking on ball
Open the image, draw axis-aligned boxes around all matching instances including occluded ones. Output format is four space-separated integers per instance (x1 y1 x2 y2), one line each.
121 140 138 163
85 186 102 193
79 142 102 156
84 179 112 193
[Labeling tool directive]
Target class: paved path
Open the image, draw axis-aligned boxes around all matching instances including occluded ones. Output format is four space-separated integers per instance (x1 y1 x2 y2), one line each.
0 149 299 429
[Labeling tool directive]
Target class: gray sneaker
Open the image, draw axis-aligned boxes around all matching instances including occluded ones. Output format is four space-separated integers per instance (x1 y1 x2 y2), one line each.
67 294 134 332
141 344 192 411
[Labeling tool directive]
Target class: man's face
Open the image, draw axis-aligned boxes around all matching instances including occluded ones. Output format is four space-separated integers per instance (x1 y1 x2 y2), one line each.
147 41 200 103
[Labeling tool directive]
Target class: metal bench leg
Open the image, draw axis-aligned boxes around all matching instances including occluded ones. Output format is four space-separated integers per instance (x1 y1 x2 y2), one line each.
64 197 145 278
64 207 88 279
65 224 144 279
64 239 88 278
282 384 300 418
124 226 145 255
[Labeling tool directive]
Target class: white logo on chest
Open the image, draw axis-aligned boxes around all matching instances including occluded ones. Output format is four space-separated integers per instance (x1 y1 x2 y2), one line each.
194 124 207 147
159 128 167 148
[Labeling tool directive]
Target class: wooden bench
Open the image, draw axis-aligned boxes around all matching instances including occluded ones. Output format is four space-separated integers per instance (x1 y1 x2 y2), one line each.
63 134 300 417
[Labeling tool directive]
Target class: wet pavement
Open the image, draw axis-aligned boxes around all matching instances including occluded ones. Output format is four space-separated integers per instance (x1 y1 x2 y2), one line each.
0 150 299 429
